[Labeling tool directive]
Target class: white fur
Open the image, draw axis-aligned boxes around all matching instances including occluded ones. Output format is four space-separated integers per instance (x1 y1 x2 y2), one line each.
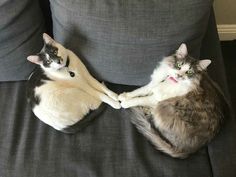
33 80 101 130
29 34 120 130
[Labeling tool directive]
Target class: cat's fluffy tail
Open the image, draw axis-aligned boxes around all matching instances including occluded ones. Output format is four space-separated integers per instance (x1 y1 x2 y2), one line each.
130 107 189 159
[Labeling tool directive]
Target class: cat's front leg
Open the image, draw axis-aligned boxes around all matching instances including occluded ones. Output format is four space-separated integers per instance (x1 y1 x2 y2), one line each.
82 83 121 109
121 95 156 109
82 69 119 101
69 51 119 101
100 82 119 101
100 94 121 109
118 83 153 101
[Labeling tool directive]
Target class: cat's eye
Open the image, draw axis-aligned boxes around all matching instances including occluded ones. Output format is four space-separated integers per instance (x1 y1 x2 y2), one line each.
51 49 57 55
49 47 57 55
186 70 194 76
175 62 182 70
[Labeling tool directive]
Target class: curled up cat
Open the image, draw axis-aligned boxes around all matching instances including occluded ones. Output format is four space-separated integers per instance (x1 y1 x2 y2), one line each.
119 44 229 158
27 33 121 133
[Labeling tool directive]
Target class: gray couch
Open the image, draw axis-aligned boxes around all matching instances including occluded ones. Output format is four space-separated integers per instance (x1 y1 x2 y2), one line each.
0 0 236 176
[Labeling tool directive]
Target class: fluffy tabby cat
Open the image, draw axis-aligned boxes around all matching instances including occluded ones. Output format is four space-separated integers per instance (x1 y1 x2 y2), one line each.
119 44 228 158
27 33 120 133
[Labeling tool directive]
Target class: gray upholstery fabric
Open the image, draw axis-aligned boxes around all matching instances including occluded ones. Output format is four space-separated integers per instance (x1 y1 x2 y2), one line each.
1 1 236 177
50 0 213 85
0 81 235 177
0 0 45 81
200 10 236 177
0 81 213 177
200 9 229 97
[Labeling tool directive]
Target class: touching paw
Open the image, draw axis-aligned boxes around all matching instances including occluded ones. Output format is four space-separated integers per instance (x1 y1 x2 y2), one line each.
120 101 131 109
111 101 121 109
108 91 119 101
118 92 129 101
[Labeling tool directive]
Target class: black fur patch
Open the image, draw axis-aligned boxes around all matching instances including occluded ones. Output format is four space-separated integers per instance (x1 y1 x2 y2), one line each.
39 44 62 67
65 57 70 67
62 103 106 134
44 44 58 56
38 53 51 68
27 67 51 109
34 95 41 105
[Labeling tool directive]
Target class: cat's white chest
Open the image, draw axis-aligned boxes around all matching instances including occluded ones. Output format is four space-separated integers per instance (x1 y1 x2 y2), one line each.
152 80 191 101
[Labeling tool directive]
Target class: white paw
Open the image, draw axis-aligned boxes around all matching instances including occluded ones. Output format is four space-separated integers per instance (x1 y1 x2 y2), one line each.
121 101 131 109
118 92 129 101
110 101 121 109
107 92 119 101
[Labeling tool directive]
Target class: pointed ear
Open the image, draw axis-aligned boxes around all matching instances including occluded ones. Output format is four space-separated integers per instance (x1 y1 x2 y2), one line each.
43 33 54 44
176 43 188 58
198 59 211 70
27 55 42 65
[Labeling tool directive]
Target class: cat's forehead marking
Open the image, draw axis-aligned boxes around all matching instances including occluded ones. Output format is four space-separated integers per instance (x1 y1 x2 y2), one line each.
181 64 190 71
46 53 50 60
45 44 58 52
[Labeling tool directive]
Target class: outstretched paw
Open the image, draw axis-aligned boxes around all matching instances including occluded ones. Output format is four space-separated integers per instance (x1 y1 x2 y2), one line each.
107 91 119 101
111 101 121 109
102 82 119 101
121 101 131 109
118 92 129 101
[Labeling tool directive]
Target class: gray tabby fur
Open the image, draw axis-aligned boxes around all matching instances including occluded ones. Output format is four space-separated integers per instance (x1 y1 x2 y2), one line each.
119 44 229 158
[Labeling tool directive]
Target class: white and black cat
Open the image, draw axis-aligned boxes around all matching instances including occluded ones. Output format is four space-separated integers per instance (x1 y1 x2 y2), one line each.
119 44 229 158
27 33 121 133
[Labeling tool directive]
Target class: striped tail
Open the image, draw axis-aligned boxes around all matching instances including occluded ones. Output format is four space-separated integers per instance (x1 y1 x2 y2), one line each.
130 107 189 158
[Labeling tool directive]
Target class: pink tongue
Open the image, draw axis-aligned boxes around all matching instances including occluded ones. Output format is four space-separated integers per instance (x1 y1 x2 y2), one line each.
169 77 178 83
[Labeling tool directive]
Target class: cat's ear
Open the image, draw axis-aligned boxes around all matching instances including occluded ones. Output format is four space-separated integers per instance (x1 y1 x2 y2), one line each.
176 43 188 58
27 55 42 65
198 59 211 70
43 33 54 44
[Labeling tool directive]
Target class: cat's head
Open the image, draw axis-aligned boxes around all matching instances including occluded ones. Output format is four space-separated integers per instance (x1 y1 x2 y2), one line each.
27 33 68 70
163 43 211 84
